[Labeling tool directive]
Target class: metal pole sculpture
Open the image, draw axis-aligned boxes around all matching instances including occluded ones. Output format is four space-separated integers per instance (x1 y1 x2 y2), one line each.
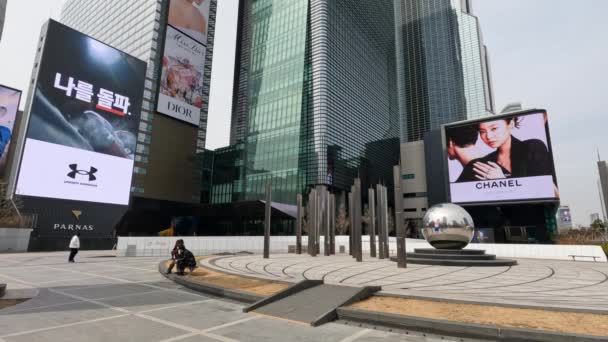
382 185 390 258
296 194 303 254
264 183 272 259
369 188 377 258
377 184 389 259
354 178 363 262
348 191 353 256
375 185 382 259
394 165 407 268
376 184 384 259
307 189 314 256
316 186 322 255
311 189 319 256
329 193 336 255
322 187 331 256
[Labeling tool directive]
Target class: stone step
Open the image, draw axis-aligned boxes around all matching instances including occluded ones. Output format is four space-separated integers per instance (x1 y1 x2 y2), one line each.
414 248 486 255
407 252 496 260
391 257 517 267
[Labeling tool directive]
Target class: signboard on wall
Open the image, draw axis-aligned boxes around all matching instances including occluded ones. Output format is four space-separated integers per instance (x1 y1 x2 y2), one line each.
156 0 211 126
15 20 146 206
445 110 559 204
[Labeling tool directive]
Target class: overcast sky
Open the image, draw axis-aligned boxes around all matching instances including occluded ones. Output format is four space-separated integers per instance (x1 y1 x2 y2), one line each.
1 0 606 225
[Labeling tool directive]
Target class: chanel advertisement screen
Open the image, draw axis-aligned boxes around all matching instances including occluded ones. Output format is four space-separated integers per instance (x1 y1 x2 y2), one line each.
15 20 146 205
156 0 210 126
445 111 559 204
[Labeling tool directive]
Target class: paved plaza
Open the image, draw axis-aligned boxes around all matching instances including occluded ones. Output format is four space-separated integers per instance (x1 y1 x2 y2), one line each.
0 252 482 342
205 254 608 313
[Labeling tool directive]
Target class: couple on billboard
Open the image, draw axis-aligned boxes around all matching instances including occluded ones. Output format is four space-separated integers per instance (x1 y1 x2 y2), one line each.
446 112 558 200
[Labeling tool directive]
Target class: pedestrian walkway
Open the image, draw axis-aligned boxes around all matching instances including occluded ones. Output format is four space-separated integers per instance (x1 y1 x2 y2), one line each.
205 254 608 313
0 252 481 342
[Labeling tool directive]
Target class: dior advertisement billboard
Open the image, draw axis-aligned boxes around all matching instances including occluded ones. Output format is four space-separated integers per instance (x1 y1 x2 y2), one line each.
15 20 146 206
445 110 559 204
156 0 210 126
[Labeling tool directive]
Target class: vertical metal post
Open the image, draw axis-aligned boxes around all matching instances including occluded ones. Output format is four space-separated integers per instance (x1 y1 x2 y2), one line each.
369 188 377 258
264 184 272 259
394 165 407 268
382 185 390 258
354 178 363 262
296 194 302 254
376 184 384 259
316 186 322 255
330 194 336 255
311 188 318 257
322 187 330 256
348 191 353 256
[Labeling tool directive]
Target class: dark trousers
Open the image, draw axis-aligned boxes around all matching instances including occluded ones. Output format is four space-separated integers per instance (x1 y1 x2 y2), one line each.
167 260 176 273
69 248 78 262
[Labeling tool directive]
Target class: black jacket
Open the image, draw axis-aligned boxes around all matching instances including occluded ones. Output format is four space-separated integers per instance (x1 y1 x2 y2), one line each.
457 137 553 183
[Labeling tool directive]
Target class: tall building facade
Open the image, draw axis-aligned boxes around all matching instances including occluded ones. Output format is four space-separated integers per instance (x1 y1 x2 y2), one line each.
61 0 217 204
395 0 494 142
598 160 608 222
226 0 399 204
0 0 7 42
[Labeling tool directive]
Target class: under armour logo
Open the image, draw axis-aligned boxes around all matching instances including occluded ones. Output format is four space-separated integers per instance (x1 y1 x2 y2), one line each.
67 164 97 181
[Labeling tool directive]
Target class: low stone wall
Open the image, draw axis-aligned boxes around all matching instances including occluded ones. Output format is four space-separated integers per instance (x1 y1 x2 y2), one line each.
116 236 607 262
0 228 32 252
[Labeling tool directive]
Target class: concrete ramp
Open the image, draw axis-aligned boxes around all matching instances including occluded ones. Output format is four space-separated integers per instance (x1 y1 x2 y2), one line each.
244 281 379 326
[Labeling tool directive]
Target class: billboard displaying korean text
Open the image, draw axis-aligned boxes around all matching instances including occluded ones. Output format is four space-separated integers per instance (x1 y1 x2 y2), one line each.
15 20 147 205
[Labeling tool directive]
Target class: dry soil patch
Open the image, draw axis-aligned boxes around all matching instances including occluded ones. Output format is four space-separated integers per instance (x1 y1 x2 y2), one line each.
166 257 289 296
351 296 608 337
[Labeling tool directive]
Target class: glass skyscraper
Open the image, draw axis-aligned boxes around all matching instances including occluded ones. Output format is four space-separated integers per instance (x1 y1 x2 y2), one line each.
228 0 399 204
61 0 217 203
395 0 494 142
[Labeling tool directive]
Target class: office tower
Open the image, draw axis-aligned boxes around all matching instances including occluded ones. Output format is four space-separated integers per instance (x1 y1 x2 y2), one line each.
60 0 217 204
598 160 608 222
228 0 400 204
395 0 495 142
0 0 6 42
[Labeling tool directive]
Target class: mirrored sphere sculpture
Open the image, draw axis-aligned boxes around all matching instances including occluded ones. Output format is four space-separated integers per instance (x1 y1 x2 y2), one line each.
421 203 474 249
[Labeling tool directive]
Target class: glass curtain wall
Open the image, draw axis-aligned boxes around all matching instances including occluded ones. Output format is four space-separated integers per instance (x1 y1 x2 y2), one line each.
396 0 494 143
242 0 310 204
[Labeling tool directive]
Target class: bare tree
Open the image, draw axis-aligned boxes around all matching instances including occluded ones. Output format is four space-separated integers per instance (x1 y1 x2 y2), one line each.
387 207 395 234
0 183 30 228
336 205 350 235
361 204 370 234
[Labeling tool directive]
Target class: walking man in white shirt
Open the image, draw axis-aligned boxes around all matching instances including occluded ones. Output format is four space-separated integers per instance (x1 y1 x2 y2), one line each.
68 232 81 263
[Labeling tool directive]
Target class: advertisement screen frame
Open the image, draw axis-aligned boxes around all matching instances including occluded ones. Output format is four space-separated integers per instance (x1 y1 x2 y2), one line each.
443 109 560 206
154 0 211 127
13 20 147 206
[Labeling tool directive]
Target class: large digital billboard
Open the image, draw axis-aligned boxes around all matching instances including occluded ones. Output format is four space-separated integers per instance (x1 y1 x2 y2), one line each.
0 85 21 178
15 20 146 206
157 0 210 126
445 110 558 204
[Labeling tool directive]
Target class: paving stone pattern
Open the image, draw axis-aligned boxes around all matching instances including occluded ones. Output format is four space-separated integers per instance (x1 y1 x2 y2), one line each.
204 254 608 312
0 252 479 342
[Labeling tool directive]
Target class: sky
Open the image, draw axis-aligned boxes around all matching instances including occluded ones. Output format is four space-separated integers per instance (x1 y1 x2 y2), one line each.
473 0 608 226
0 0 606 226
